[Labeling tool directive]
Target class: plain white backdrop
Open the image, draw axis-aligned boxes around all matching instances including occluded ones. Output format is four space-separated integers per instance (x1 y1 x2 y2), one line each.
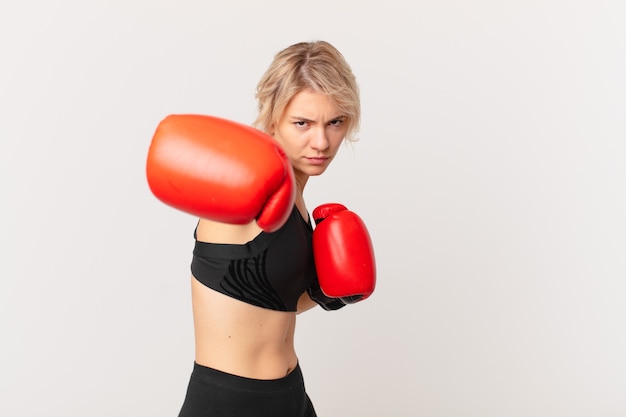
2 1 625 416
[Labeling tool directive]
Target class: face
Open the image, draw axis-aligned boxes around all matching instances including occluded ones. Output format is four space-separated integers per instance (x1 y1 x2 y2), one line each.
270 88 348 184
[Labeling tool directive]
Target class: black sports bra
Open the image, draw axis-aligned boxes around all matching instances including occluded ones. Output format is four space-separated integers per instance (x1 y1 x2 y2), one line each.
191 207 317 312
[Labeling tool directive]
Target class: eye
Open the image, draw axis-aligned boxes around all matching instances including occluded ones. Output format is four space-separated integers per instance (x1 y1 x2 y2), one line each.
293 120 308 127
328 118 345 127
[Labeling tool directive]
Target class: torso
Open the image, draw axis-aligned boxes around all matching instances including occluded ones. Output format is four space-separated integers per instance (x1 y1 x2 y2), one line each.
191 199 311 379
191 277 299 379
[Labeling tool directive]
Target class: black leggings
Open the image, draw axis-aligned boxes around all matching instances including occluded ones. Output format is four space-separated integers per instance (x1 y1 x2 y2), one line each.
178 362 317 417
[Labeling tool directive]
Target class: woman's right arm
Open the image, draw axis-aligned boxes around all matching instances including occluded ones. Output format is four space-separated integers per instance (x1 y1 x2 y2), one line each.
296 292 319 314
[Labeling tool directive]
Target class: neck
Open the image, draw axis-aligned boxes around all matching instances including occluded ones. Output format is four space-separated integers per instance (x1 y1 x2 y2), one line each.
294 173 309 196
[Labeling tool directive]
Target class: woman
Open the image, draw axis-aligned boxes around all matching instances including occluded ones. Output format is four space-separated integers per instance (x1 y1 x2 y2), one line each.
147 40 375 416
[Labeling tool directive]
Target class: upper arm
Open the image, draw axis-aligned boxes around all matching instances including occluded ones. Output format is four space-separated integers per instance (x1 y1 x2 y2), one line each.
196 218 262 244
296 292 318 314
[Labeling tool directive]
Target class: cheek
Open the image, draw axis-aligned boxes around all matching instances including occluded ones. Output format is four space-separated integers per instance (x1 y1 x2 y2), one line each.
276 134 304 158
271 129 291 151
329 132 346 150
327 140 343 157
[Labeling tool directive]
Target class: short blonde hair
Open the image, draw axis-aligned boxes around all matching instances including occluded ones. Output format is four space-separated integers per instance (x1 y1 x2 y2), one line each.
254 40 361 142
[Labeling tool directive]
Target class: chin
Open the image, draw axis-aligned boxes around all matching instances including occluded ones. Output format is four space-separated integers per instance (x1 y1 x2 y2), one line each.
307 166 328 177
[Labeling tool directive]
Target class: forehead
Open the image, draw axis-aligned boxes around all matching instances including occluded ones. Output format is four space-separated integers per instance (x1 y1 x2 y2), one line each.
283 88 341 119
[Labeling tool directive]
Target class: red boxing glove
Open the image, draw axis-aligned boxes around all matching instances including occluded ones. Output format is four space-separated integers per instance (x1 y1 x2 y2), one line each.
312 203 376 305
146 114 295 232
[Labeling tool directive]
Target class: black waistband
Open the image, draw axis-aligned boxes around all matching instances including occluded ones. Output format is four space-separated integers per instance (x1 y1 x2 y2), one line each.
190 362 304 393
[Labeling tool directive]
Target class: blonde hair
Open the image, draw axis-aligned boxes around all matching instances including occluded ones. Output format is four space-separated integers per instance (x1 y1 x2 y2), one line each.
254 40 361 142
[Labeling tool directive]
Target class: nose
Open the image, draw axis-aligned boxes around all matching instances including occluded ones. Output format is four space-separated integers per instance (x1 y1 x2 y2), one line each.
311 127 330 151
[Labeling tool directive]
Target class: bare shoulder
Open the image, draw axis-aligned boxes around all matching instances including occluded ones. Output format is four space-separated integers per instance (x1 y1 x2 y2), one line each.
195 218 263 244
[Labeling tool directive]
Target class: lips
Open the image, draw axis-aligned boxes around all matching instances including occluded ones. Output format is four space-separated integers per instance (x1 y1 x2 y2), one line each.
306 157 329 165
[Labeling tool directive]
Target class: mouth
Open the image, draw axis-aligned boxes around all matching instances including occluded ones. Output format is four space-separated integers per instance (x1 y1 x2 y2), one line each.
306 157 329 166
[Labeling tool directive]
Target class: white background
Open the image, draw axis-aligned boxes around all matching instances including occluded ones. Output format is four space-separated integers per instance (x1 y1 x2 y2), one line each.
2 1 625 416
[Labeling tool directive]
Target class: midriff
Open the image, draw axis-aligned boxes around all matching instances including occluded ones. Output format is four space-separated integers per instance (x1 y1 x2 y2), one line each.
191 275 299 380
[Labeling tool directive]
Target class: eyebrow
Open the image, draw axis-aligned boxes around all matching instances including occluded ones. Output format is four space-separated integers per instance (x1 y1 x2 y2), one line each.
289 115 346 123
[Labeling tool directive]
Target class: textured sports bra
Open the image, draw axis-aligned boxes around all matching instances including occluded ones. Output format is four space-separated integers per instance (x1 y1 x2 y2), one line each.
191 206 317 312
